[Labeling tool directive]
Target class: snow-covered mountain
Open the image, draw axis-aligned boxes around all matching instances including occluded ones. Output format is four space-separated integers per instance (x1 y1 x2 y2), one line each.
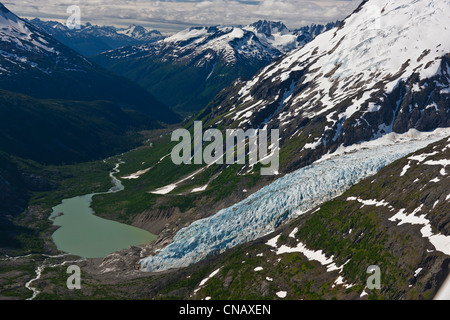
294 21 344 46
98 20 338 67
116 25 162 42
157 25 280 65
0 3 91 78
244 20 340 53
94 20 339 113
198 0 450 171
0 2 178 123
29 19 163 56
246 20 289 36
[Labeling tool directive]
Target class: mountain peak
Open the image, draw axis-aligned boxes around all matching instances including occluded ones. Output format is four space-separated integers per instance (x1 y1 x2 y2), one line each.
116 24 162 41
0 3 50 53
0 2 18 24
0 2 10 14
248 20 289 35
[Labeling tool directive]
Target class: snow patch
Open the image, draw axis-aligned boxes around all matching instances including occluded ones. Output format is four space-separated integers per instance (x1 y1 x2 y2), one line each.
389 208 450 256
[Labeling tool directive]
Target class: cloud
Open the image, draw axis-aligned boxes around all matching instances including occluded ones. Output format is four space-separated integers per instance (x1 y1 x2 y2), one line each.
4 0 361 33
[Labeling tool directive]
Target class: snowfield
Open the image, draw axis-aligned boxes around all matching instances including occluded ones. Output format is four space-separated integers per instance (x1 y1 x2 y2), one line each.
139 129 450 272
224 0 450 145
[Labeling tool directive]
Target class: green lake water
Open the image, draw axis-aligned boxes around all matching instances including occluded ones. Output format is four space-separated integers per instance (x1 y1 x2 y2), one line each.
49 161 156 259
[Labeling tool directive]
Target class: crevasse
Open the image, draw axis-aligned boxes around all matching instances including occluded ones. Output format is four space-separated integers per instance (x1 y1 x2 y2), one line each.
139 130 450 272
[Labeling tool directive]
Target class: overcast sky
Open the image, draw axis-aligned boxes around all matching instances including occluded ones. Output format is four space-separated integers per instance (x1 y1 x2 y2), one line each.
5 0 362 34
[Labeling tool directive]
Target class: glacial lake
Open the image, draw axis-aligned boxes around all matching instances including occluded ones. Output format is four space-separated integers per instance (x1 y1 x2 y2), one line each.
49 161 157 259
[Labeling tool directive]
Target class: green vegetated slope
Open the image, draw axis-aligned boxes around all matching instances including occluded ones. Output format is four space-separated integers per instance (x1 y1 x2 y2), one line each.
89 122 271 237
85 100 322 237
0 90 160 165
0 88 166 255
94 54 270 115
0 59 180 124
28 136 449 301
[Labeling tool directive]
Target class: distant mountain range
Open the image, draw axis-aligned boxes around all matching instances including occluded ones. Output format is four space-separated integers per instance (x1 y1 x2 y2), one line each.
0 2 181 164
93 20 340 114
0 3 178 123
28 18 164 57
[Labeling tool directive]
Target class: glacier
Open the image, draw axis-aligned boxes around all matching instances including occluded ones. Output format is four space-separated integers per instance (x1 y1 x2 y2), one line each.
139 129 450 272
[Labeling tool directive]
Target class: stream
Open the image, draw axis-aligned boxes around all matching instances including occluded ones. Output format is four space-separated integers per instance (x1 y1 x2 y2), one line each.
16 160 156 299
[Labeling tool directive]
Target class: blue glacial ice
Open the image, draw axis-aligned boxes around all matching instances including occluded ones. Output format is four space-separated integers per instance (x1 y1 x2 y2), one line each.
139 130 450 272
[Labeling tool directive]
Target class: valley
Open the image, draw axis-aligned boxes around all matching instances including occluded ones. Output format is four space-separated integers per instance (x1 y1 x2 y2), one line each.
0 0 449 302
2 130 448 300
93 20 339 115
